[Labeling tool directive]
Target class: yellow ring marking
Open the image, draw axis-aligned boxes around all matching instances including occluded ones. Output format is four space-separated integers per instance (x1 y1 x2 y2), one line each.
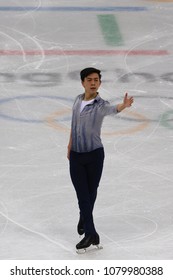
45 109 149 136
103 111 149 136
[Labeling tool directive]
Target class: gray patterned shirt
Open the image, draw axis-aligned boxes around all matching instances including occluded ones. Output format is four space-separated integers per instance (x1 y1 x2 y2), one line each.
71 93 118 153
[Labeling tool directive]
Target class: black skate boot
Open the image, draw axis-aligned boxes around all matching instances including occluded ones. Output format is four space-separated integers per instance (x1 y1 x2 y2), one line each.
76 233 100 250
77 217 85 235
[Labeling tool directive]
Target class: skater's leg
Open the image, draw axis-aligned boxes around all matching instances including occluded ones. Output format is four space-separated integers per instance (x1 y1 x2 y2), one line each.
76 147 105 249
86 148 105 211
77 214 84 235
69 151 97 235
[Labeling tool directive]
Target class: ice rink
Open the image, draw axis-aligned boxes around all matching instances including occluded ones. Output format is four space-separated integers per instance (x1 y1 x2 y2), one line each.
0 0 173 260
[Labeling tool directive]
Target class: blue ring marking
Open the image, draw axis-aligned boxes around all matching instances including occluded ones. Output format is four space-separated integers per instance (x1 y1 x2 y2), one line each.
0 6 148 12
0 95 73 123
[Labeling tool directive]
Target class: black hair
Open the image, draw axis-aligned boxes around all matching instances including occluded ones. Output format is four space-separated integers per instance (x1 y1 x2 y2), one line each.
80 67 101 81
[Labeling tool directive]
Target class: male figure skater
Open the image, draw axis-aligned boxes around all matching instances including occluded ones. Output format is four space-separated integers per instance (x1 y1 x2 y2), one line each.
67 67 133 251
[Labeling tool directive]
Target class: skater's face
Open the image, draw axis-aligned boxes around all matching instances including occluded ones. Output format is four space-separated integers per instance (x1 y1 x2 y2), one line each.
82 73 101 96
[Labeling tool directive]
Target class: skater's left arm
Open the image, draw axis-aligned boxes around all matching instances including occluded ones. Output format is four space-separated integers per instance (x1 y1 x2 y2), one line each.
116 93 134 112
67 129 72 160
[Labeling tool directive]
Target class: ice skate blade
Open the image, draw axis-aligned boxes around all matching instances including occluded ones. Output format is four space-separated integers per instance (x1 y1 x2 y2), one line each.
76 244 103 254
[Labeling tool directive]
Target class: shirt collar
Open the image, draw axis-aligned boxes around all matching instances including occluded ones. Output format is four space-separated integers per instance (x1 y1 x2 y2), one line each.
81 93 100 102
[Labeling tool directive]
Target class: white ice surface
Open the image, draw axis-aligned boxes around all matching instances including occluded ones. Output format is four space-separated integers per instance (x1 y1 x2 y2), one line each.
0 0 173 260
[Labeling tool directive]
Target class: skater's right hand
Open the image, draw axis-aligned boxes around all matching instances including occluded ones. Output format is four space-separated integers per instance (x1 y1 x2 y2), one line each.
67 148 70 160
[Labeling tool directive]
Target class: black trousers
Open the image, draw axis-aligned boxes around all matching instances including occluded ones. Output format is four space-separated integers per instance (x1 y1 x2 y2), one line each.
69 148 104 236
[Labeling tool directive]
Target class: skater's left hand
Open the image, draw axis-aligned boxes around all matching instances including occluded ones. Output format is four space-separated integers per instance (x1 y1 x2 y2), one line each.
116 92 134 112
123 92 134 108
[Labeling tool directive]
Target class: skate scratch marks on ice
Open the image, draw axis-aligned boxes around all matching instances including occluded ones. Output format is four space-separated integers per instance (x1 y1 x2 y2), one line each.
0 210 76 255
